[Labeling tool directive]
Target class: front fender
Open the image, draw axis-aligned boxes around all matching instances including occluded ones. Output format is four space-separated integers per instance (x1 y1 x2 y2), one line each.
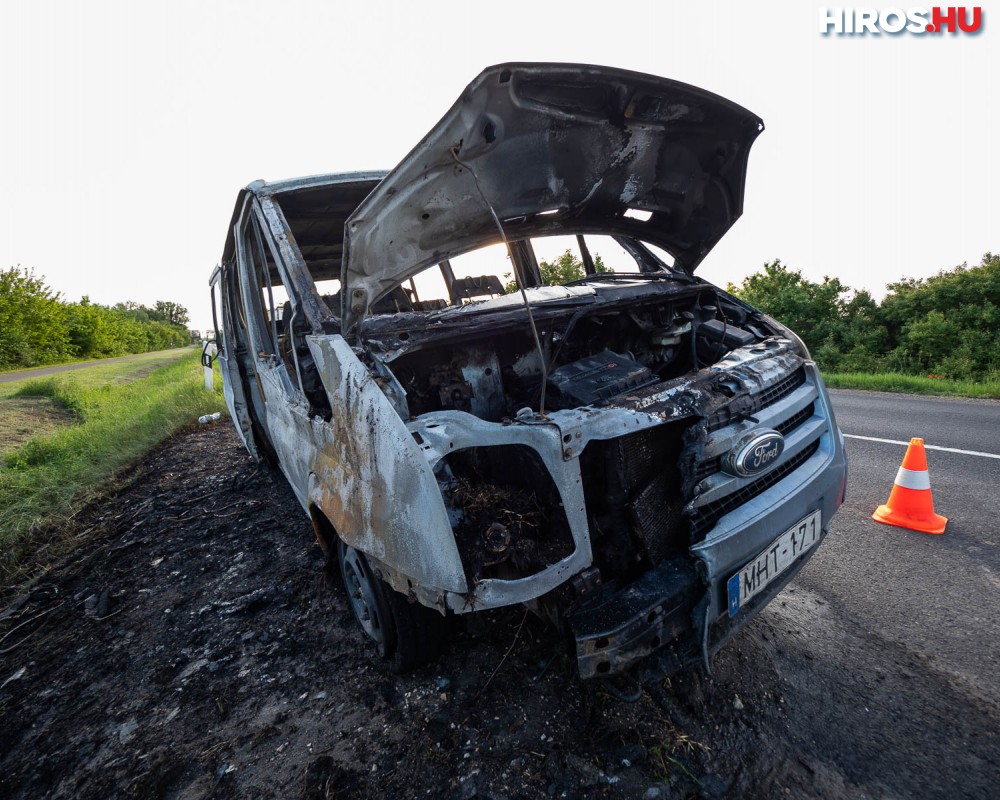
306 334 468 595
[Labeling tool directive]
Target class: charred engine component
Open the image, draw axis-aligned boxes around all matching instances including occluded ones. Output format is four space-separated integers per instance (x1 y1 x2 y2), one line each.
642 319 691 371
429 365 475 413
483 522 512 562
580 422 691 581
548 350 657 407
375 290 772 419
393 346 506 419
696 317 757 364
436 445 575 584
460 348 505 420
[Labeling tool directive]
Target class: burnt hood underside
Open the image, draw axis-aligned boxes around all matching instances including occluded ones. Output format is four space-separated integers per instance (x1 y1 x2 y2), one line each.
341 63 763 331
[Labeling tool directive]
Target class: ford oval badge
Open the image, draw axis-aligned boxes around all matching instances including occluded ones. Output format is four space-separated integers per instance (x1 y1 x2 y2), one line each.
724 430 785 477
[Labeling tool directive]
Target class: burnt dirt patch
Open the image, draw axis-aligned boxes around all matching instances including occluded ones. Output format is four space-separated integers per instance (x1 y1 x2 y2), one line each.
0 425 996 799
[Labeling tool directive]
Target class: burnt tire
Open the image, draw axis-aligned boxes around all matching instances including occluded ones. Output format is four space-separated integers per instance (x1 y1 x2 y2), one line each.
336 541 449 672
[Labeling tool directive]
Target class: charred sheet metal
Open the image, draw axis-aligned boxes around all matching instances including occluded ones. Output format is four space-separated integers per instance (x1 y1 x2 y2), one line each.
341 63 763 333
406 409 593 611
305 335 468 597
568 556 700 679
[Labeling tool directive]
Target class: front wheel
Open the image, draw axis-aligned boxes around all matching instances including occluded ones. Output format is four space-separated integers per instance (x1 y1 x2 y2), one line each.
336 540 449 672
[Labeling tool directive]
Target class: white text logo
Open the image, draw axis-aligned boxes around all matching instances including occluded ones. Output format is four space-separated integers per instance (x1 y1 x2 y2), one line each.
820 7 984 34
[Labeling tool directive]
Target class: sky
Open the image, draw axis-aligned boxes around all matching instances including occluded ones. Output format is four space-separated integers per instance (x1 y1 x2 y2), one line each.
1 1 996 331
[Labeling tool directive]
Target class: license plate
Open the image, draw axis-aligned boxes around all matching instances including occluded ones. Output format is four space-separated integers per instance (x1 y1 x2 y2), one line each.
727 509 822 617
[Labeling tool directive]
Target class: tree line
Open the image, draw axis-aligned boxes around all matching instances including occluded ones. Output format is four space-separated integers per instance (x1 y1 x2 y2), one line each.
0 267 191 370
726 252 1000 380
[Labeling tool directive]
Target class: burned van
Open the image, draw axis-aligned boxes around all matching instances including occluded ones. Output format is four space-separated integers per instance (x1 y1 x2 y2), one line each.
209 63 846 677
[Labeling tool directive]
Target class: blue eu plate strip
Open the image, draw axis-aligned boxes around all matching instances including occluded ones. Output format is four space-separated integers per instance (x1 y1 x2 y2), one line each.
727 573 742 617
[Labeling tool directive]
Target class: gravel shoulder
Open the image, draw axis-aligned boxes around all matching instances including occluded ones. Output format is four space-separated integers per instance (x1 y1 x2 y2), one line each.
0 424 995 799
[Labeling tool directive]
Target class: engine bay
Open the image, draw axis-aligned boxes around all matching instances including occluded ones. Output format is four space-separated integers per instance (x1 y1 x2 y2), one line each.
365 284 777 422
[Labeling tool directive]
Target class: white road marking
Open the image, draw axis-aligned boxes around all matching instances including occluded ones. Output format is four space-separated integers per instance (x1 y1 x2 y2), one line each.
843 434 1000 460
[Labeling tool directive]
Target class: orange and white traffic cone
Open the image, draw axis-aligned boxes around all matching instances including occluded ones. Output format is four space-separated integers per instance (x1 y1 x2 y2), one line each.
872 437 947 535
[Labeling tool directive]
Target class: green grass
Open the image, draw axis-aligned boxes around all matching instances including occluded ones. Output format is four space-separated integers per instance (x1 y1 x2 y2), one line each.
823 372 1000 399
0 351 225 586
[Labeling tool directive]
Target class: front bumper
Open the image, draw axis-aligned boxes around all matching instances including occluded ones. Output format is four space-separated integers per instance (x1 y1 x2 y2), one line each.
568 402 846 679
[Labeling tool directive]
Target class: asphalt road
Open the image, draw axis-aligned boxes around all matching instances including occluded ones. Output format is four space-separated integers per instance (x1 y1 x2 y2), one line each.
822 389 1000 706
763 388 1000 797
0 348 191 384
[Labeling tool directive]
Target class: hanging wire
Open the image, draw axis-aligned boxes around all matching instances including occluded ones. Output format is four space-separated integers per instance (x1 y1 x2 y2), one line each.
449 146 548 414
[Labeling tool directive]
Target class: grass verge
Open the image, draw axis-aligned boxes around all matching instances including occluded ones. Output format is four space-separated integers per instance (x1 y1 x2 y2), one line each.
0 347 193 379
0 351 225 586
0 349 195 396
822 372 1000 399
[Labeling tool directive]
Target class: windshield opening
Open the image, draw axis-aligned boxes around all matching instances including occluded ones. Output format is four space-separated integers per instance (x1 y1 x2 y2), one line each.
388 234 674 314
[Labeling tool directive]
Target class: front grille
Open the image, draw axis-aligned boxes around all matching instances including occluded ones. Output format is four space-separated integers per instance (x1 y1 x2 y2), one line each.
587 365 821 559
706 368 805 432
693 402 814 483
688 441 820 538
775 402 814 436
756 368 807 409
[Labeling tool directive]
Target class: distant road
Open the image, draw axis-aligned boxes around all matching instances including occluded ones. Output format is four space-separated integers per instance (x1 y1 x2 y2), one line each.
0 348 192 384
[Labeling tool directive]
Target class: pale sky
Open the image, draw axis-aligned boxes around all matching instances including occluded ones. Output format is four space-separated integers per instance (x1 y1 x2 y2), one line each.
1 1 996 331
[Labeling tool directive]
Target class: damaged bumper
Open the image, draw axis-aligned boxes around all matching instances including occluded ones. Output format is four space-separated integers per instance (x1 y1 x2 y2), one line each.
568 366 846 678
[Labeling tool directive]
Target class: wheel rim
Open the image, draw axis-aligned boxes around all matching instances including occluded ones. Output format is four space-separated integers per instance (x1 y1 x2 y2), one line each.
339 543 387 647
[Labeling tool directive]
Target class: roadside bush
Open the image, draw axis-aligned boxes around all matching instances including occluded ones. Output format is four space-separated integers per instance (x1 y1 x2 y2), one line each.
838 345 878 374
813 338 842 372
0 267 190 370
0 268 74 368
728 252 1000 381
725 260 850 354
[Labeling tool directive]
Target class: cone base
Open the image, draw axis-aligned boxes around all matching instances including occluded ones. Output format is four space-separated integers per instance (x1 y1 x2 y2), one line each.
872 505 947 535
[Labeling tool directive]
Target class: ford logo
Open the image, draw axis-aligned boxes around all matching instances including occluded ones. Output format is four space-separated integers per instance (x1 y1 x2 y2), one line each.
724 430 785 477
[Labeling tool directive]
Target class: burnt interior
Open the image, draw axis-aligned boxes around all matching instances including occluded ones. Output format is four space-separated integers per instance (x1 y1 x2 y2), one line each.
271 178 383 283
436 445 575 584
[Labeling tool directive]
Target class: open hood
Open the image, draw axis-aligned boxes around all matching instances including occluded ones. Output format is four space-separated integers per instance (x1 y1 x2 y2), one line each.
341 63 763 330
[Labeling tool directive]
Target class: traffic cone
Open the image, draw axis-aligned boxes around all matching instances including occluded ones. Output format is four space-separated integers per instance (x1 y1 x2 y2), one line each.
872 438 947 534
